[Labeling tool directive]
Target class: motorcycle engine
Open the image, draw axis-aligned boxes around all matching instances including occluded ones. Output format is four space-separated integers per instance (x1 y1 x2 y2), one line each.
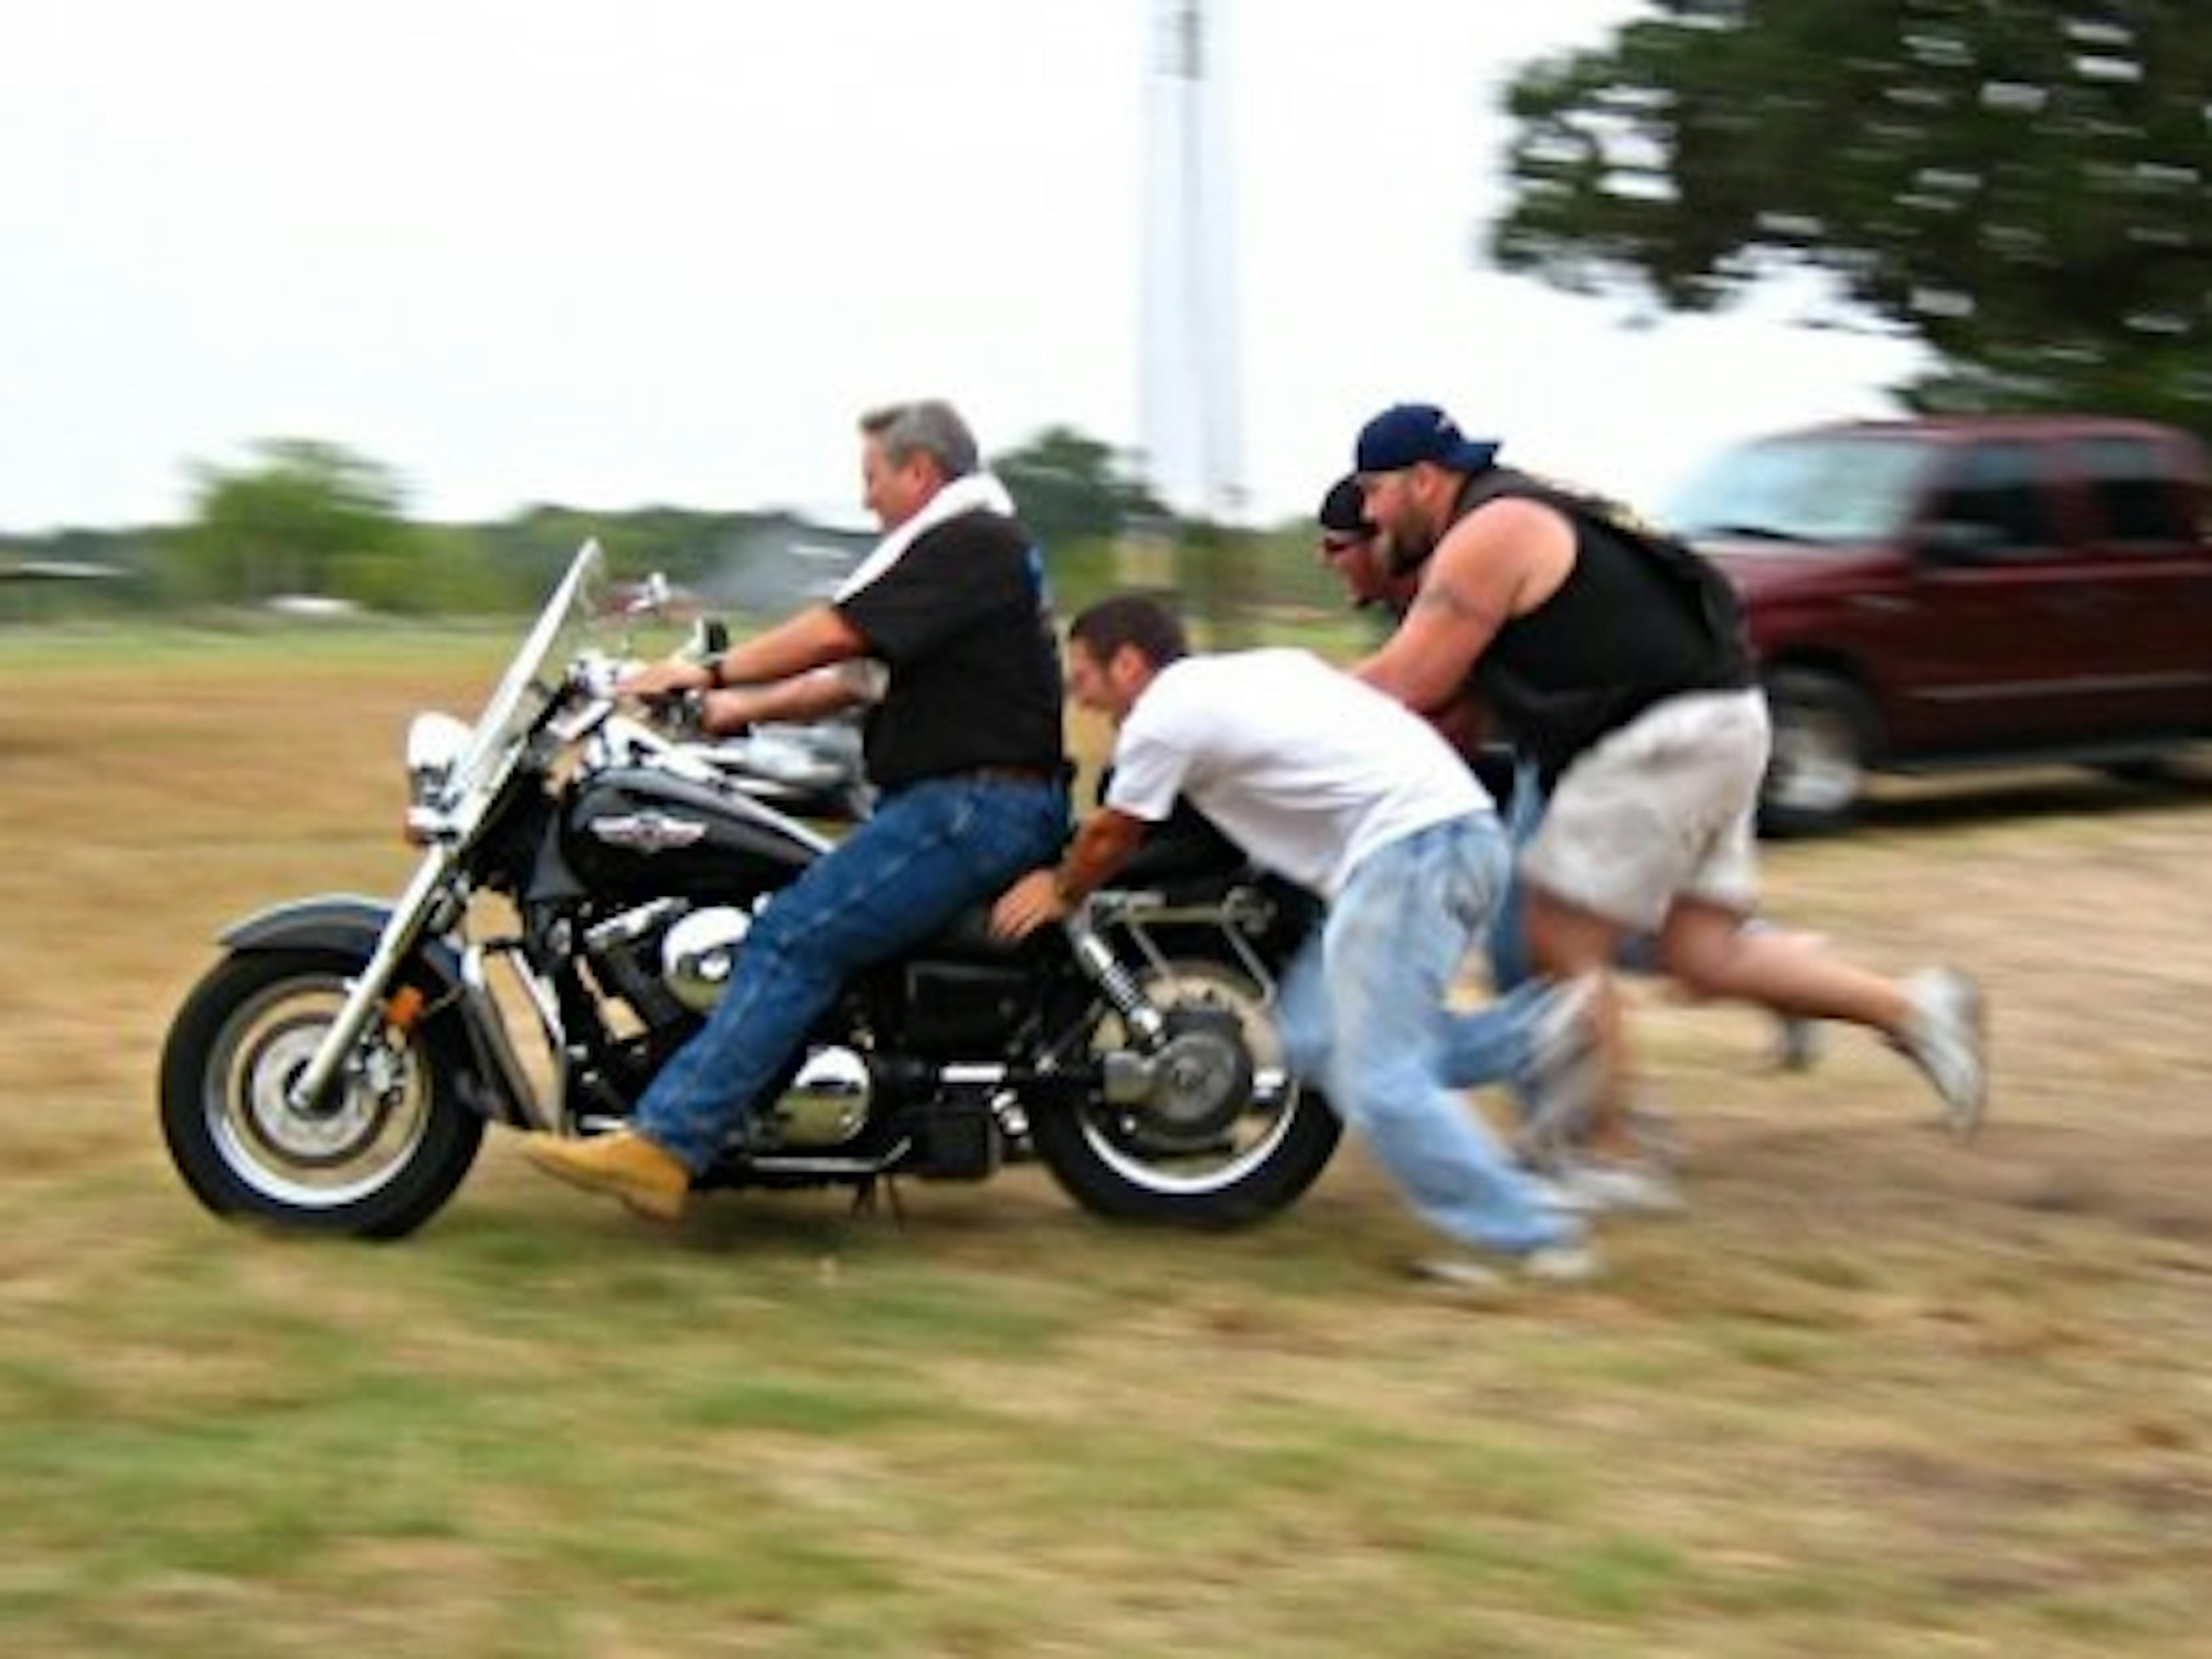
768 1046 873 1147
655 905 872 1147
661 906 752 1012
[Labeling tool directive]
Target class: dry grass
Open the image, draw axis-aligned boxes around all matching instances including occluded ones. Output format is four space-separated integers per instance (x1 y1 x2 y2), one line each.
3 629 2210 1655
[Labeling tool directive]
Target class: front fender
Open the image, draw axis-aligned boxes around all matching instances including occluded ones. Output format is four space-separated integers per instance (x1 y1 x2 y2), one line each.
220 893 417 957
216 893 544 1130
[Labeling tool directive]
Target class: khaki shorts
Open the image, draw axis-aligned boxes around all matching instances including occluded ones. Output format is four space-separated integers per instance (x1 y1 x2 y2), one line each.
1520 689 1769 934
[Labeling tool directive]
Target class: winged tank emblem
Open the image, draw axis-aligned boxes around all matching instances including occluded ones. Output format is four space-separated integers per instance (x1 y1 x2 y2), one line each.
591 811 710 854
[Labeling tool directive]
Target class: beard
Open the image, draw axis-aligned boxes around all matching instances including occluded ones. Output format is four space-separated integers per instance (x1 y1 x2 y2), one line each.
1377 521 1436 578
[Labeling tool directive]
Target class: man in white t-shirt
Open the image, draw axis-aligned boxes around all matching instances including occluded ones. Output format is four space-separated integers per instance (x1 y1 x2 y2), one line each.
991 594 1597 1288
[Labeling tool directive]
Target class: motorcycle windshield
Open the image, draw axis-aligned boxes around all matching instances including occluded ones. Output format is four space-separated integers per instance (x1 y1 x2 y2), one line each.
454 540 610 794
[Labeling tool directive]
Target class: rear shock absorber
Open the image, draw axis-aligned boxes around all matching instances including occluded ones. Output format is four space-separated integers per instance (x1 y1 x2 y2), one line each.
1060 911 1168 1050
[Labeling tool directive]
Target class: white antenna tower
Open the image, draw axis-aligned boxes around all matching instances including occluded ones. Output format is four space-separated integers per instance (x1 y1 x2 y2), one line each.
1141 0 1245 527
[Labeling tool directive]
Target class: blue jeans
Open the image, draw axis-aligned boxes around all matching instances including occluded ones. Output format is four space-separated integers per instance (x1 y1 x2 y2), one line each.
635 774 1068 1170
1485 761 1545 994
1412 763 1560 1093
1278 816 1576 1256
1436 979 1550 1090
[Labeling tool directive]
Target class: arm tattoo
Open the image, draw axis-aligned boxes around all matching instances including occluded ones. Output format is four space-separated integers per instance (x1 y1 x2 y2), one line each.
1410 579 1485 621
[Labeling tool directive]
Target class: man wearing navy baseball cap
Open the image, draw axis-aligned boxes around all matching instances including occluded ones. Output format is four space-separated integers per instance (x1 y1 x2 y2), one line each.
1351 404 1500 575
1346 400 1988 1184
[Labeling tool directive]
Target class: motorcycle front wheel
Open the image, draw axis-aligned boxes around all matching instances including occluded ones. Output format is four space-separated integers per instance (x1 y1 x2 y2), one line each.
159 948 484 1239
1029 956 1341 1228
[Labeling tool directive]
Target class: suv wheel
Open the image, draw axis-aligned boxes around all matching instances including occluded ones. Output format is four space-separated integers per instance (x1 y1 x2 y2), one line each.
1760 671 1870 837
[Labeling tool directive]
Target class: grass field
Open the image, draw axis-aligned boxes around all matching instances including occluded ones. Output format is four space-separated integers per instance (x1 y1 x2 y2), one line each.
3 629 2209 1656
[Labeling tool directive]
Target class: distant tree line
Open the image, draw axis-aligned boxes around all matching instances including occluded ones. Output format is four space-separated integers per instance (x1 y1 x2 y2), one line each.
21 4 2206 625
2 427 1344 627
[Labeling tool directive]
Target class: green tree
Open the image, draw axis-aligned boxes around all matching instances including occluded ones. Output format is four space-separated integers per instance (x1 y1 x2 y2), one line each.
992 426 1166 554
1493 1 2212 435
183 438 419 606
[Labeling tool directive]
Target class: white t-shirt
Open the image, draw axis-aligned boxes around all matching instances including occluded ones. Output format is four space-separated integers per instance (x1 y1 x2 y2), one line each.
1104 649 1493 900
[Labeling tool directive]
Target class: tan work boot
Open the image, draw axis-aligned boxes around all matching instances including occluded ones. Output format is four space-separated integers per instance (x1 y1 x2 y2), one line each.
521 1130 692 1222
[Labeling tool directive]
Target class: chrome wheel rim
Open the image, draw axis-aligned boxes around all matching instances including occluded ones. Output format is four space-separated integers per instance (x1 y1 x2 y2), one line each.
203 974 434 1209
1080 961 1305 1196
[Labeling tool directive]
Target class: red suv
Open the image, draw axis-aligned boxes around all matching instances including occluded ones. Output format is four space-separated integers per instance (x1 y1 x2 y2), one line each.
1667 415 2212 833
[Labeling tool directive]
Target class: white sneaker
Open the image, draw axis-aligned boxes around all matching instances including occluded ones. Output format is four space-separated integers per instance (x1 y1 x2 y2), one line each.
1517 1242 1602 1283
1520 973 1602 1161
1410 1252 1506 1291
1547 1156 1686 1217
1897 967 1987 1142
1412 1241 1602 1291
1524 1171 1590 1216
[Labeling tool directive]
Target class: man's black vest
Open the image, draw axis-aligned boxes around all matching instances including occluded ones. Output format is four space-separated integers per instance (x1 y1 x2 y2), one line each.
1447 468 1753 785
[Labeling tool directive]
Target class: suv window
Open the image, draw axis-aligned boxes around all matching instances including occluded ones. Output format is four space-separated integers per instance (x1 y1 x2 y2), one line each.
2070 435 2192 545
1923 440 2052 556
1665 433 1932 544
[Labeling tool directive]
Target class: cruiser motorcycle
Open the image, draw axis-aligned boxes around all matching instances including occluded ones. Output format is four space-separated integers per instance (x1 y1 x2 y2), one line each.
157 542 1339 1238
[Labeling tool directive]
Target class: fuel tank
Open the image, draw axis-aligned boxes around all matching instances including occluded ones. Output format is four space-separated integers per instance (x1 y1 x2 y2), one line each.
561 765 822 902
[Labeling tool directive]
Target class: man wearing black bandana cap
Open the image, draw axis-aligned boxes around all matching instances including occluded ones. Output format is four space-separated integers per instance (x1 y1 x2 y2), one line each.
1347 403 1989 1172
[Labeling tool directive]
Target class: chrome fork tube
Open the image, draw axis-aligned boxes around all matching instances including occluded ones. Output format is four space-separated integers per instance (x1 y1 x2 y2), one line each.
285 850 456 1111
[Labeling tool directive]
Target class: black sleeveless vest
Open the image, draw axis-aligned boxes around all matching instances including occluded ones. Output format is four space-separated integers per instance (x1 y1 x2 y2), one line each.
1448 468 1753 785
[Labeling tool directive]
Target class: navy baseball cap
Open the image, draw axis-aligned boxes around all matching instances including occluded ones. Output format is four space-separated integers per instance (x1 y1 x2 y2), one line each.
1355 403 1500 475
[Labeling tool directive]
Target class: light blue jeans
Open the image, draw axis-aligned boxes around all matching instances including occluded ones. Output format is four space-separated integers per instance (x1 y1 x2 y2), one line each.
1277 815 1577 1256
1486 760 1547 993
635 774 1069 1170
1409 761 1559 1094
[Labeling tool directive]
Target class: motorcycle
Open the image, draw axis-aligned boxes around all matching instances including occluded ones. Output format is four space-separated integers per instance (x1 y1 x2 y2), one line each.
158 541 1340 1238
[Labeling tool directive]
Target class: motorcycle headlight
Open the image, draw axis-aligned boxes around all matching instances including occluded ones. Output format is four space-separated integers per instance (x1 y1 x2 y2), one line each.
404 712 473 838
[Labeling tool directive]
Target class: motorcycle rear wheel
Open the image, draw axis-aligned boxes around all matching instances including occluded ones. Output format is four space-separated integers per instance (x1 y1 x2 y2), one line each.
1029 957 1340 1228
159 948 484 1239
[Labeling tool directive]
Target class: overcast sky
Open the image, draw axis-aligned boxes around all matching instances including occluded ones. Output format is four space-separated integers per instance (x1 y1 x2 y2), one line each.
2 0 1926 537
